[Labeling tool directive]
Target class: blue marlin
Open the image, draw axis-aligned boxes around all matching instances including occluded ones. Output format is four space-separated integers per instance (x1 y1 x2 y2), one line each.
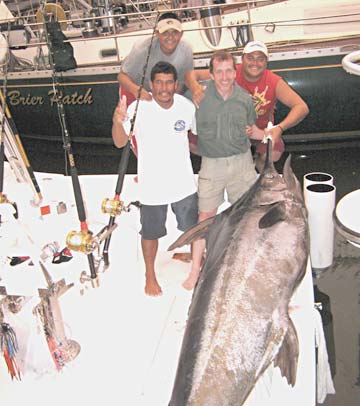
169 153 308 405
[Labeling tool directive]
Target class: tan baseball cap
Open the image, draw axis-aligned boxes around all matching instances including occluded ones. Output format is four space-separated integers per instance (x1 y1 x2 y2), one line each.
157 18 182 34
243 40 269 57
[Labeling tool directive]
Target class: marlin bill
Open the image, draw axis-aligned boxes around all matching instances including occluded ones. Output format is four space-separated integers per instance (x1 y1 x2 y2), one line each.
168 153 309 405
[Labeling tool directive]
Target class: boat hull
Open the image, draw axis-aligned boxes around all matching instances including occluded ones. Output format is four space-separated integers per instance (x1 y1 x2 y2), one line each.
1 68 119 145
268 54 360 140
2 52 359 150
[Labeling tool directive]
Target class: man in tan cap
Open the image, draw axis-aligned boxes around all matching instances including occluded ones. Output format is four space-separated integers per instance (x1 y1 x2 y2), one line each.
118 12 193 102
185 40 309 169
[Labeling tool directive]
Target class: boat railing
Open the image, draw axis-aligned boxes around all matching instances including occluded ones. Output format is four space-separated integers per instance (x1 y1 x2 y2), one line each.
0 0 360 72
0 0 275 35
2 3 359 46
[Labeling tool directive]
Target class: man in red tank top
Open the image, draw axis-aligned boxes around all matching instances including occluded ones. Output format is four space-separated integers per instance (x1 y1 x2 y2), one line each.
236 48 280 130
185 40 309 169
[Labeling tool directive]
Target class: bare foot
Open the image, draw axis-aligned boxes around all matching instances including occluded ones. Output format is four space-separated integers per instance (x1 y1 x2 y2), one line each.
145 274 163 296
172 252 192 263
182 271 200 291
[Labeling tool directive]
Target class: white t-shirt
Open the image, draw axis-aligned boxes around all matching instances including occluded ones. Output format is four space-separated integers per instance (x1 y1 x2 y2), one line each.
124 94 197 205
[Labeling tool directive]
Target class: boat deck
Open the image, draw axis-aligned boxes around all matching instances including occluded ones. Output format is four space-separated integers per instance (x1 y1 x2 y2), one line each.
0 166 318 405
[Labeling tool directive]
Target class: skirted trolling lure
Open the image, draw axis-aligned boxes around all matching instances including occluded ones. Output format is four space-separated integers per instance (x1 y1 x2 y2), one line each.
0 322 21 380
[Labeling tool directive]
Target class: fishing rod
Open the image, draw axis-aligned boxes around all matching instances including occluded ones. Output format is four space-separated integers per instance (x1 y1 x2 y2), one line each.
1 21 42 219
100 11 160 268
0 88 43 207
265 121 273 165
0 43 18 221
40 3 113 288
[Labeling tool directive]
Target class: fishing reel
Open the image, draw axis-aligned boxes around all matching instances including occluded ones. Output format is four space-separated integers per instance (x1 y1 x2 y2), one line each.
66 229 96 254
66 224 118 254
101 197 124 216
101 197 140 217
0 193 18 219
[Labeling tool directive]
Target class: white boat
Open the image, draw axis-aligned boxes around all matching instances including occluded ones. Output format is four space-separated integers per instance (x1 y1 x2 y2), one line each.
0 3 353 403
0 0 359 163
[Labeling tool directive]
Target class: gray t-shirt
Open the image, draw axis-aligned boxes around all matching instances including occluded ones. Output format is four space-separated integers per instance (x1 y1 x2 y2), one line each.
120 37 193 91
196 80 256 158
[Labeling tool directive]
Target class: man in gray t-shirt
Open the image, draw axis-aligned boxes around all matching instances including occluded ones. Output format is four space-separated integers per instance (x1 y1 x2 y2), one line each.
118 12 193 102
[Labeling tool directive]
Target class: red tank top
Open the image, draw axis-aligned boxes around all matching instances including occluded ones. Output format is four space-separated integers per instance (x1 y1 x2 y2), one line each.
236 65 281 130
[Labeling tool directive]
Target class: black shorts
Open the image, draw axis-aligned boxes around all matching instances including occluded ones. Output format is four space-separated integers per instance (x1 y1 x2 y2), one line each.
140 193 198 240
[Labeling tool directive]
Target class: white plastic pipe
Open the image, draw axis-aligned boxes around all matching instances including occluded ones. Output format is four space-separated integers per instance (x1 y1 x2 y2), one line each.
303 172 333 191
303 172 334 218
304 183 336 272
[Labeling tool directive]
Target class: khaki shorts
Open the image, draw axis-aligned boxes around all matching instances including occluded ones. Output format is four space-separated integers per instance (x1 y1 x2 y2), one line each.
198 151 257 212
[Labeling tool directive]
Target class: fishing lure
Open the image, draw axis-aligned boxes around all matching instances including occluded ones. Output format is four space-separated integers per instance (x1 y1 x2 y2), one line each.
0 322 21 380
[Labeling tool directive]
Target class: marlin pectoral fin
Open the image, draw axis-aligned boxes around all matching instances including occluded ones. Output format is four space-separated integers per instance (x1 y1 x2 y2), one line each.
168 216 216 250
274 317 299 387
259 202 287 229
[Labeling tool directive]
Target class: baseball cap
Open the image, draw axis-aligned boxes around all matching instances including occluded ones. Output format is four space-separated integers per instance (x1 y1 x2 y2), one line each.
243 41 268 58
157 18 182 34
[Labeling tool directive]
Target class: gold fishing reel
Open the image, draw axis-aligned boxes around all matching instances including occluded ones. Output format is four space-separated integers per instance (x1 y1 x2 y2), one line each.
66 229 96 254
66 224 118 255
101 198 125 216
0 193 8 204
101 198 141 216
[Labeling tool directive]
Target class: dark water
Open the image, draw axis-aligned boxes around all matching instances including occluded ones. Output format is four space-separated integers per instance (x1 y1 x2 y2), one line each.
21 138 360 203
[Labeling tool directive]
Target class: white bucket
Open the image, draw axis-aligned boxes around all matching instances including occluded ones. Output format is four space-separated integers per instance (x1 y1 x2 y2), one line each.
334 189 360 248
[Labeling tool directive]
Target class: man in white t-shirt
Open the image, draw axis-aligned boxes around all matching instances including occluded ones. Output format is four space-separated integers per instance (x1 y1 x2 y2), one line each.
112 61 198 296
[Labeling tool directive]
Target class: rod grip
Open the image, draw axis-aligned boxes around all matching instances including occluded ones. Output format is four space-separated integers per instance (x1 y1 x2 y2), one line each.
70 166 86 222
87 253 97 279
102 216 116 266
115 141 131 195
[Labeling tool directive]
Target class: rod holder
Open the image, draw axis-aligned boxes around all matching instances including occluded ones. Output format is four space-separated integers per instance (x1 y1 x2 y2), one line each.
305 183 336 275
80 270 100 288
303 172 333 191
